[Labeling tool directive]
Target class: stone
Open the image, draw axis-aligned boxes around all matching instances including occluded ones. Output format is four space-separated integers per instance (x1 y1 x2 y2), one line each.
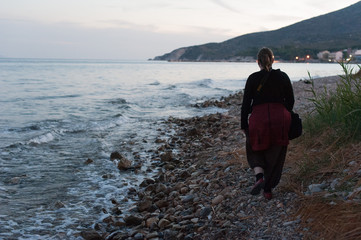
148 204 159 212
181 194 194 203
140 178 155 187
155 138 165 143
156 183 168 194
330 178 340 190
308 183 326 193
117 158 132 170
146 232 160 238
163 230 178 239
124 215 143 226
180 170 191 179
174 182 186 191
212 195 224 205
102 216 114 224
155 199 168 208
134 233 145 240
80 230 102 240
180 187 189 194
146 217 159 228
10 177 21 184
158 218 171 229
160 152 173 162
84 158 94 164
200 207 212 218
54 201 65 209
154 192 166 200
110 151 123 160
187 128 198 136
164 163 175 170
110 151 132 170
102 174 115 179
113 219 126 227
138 200 152 212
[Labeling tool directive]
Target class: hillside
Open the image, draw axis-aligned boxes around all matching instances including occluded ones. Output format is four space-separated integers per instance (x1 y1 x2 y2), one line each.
154 1 361 61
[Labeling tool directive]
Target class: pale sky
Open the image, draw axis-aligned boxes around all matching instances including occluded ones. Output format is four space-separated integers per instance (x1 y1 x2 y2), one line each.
0 0 359 59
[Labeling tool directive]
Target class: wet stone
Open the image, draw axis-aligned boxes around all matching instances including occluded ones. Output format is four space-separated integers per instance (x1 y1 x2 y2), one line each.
80 230 102 240
124 215 143 226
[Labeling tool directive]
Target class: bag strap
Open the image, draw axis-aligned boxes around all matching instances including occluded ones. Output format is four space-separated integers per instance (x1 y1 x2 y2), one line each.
256 70 271 94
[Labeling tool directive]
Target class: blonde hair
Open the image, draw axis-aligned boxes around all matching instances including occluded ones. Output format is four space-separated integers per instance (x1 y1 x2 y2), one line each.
257 47 274 71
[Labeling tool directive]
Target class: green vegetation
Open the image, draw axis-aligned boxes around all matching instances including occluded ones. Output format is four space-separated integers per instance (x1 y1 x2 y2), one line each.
285 62 361 239
155 2 361 61
306 62 361 141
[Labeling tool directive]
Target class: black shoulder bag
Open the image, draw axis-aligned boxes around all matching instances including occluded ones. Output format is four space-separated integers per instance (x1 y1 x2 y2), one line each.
289 111 302 140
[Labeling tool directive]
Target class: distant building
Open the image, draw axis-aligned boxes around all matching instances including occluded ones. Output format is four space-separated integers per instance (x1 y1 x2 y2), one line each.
317 50 330 61
354 50 361 62
330 51 343 62
317 50 343 62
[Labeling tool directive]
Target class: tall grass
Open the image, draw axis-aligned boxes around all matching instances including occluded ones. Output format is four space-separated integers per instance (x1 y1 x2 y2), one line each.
306 62 361 141
283 63 361 240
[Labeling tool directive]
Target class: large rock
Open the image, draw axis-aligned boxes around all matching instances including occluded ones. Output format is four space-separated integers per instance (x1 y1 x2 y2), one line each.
110 151 132 170
117 158 132 170
110 151 123 160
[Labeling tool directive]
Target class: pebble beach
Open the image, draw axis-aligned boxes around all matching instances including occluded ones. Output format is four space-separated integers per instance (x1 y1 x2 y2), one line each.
79 75 343 240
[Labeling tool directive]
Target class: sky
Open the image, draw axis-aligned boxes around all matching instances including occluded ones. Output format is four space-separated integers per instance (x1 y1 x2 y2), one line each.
0 0 359 60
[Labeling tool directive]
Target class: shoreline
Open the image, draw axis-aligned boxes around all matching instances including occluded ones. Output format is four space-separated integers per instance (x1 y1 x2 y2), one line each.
81 75 341 240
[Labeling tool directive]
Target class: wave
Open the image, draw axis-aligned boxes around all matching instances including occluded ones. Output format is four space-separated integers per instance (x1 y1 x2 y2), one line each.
109 98 127 105
148 81 160 86
163 85 177 90
28 132 55 145
13 78 45 84
8 125 41 133
190 78 213 88
33 94 81 101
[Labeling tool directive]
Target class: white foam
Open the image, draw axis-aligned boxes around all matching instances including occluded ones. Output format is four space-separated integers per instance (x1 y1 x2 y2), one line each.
28 132 55 145
92 122 117 131
115 115 129 125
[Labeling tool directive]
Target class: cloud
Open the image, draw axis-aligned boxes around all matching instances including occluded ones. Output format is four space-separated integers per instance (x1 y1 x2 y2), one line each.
0 18 228 59
96 19 159 32
209 0 240 13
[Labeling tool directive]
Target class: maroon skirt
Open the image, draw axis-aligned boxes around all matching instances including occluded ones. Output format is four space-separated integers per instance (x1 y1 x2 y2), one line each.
249 103 291 151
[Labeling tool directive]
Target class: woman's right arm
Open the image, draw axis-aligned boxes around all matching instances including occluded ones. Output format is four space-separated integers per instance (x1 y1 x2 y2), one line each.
241 78 253 130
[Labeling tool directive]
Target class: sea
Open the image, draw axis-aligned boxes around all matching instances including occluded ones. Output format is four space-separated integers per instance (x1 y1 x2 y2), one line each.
0 59 350 239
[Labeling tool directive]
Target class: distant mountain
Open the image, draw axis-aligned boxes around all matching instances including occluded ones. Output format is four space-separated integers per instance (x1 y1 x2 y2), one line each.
154 1 361 61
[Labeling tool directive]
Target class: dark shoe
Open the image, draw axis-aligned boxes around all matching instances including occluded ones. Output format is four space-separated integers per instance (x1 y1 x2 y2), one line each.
263 191 272 200
250 178 265 195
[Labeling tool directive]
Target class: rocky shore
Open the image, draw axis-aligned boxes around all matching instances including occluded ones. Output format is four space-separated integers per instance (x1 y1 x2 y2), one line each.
81 76 341 240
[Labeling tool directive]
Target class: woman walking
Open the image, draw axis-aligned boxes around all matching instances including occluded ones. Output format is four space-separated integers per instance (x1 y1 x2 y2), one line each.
241 47 295 200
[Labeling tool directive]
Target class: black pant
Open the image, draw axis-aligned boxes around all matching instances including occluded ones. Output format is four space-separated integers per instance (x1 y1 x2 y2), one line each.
246 134 287 191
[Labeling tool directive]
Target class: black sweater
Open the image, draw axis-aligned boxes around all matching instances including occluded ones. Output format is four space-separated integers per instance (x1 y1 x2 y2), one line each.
241 69 295 130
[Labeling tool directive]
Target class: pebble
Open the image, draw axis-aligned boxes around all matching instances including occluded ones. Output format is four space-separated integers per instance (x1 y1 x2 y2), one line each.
211 195 224 205
308 183 326 193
